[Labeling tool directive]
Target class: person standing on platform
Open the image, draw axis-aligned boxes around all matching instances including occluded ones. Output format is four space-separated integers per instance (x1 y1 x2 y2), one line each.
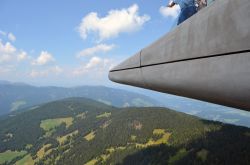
167 0 197 25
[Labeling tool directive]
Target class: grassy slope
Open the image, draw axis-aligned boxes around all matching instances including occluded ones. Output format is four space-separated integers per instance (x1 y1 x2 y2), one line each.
0 150 26 164
0 98 249 165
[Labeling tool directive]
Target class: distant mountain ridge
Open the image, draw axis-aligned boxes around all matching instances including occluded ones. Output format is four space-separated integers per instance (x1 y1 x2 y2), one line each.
0 81 160 116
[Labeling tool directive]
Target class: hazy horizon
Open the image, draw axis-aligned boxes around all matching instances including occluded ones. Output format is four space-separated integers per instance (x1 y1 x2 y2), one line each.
1 78 250 128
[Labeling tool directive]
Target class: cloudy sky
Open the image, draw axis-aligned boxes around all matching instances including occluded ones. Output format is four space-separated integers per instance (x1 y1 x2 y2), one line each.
0 0 180 86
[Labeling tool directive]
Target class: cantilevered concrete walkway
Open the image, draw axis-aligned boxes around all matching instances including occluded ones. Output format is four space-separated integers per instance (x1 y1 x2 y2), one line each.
109 0 250 111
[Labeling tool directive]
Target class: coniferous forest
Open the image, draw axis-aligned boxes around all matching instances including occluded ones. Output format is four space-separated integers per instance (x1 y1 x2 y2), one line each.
0 98 250 165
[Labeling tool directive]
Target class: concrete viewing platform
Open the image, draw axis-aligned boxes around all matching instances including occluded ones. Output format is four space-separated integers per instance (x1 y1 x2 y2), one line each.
109 0 250 111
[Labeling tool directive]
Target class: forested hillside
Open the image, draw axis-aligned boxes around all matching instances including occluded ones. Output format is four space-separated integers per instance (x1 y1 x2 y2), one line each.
0 82 160 115
0 98 249 165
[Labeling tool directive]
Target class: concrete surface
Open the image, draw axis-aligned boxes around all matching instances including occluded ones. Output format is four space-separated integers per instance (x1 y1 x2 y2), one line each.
109 0 250 111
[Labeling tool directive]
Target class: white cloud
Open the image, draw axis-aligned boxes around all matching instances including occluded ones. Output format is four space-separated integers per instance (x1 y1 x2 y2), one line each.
32 51 55 65
29 70 39 77
78 4 150 41
17 51 28 61
0 65 15 74
0 40 31 64
51 65 63 74
73 56 101 75
0 41 16 54
77 44 115 58
0 54 12 63
159 5 180 19
0 31 16 42
0 30 6 36
30 65 63 78
0 41 16 63
73 56 116 76
8 33 16 42
85 56 102 69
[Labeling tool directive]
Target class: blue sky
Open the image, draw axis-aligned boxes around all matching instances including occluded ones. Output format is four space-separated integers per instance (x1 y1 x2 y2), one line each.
1 0 250 127
0 0 180 86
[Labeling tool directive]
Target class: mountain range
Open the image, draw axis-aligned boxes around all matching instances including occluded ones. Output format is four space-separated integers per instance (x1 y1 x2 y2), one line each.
1 80 250 128
0 81 160 116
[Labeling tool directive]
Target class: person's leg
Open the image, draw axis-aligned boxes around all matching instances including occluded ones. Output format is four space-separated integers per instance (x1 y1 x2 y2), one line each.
177 6 197 25
186 6 197 18
177 10 185 25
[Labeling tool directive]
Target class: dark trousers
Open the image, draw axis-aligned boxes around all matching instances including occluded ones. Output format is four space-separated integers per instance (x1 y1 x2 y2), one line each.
177 6 197 25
